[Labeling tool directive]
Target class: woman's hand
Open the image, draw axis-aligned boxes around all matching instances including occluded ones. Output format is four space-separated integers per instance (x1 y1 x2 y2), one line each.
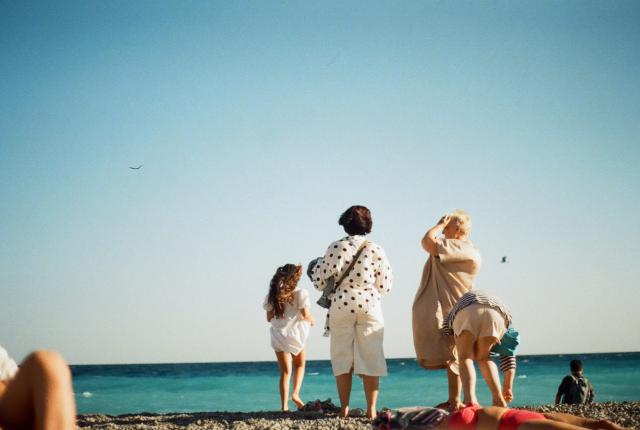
421 214 451 254
438 214 452 227
503 387 513 403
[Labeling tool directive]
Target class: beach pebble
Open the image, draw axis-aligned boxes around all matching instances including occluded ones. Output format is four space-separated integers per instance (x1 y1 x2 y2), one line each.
76 402 640 429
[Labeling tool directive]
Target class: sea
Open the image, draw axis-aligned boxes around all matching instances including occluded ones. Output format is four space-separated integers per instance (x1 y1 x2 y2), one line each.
72 352 640 415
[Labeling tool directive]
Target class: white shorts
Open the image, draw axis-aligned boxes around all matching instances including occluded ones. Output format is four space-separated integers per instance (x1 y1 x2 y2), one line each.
329 304 387 377
452 303 506 340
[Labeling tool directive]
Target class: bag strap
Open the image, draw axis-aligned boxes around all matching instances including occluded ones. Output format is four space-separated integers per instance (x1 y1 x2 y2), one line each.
335 240 368 287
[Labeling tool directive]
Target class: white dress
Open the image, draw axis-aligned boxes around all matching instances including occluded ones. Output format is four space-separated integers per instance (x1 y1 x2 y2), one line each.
263 288 311 355
0 345 18 380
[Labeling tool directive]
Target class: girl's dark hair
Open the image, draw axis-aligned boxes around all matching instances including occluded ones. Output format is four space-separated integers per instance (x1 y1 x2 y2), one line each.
338 205 372 235
267 264 302 319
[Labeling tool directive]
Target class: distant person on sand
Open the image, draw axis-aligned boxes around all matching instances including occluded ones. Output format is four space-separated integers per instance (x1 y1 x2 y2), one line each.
309 205 393 419
555 359 595 405
0 345 76 430
263 264 316 411
443 291 518 408
413 210 481 410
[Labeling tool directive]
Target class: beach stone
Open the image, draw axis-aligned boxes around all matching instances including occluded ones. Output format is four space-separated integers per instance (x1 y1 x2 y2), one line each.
77 401 640 429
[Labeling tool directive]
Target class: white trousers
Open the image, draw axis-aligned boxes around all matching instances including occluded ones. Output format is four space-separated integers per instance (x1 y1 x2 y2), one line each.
329 304 387 376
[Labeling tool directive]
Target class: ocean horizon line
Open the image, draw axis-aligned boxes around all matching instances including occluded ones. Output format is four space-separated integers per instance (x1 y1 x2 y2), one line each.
69 350 640 367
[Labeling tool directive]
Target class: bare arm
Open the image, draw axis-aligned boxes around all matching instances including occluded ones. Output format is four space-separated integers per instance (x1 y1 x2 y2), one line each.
421 215 451 255
300 308 315 326
502 368 515 403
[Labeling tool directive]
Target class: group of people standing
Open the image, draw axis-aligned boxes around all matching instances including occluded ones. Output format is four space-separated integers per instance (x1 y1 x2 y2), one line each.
263 205 624 430
264 205 515 417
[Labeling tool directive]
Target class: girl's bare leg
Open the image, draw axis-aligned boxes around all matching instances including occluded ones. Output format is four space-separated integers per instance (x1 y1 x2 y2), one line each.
275 351 292 411
446 368 462 411
335 371 353 418
290 349 305 409
543 412 630 430
455 331 478 407
0 350 76 430
476 336 506 407
362 375 379 419
518 420 594 430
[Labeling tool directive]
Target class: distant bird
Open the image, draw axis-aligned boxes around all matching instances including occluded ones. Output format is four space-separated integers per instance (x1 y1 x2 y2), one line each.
129 165 143 170
501 256 508 263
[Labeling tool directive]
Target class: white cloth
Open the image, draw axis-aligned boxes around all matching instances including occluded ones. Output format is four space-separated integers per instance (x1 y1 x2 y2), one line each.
329 303 387 376
263 288 311 354
310 235 392 313
0 345 18 380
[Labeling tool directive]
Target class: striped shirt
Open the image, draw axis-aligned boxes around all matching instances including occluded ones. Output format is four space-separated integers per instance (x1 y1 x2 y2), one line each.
444 291 516 372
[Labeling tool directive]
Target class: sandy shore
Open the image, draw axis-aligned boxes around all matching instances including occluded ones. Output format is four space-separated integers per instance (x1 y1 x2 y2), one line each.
77 401 640 429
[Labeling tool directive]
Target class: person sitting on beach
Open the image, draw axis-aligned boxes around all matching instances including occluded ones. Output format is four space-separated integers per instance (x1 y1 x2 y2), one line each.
263 264 315 412
443 291 517 408
0 345 76 430
555 359 595 405
373 404 629 430
309 205 393 419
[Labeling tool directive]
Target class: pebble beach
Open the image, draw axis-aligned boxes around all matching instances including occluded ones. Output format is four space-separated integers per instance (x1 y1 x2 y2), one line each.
77 401 640 429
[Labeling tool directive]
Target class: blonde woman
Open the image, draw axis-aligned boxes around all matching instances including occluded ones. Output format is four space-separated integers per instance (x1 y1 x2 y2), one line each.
412 210 481 411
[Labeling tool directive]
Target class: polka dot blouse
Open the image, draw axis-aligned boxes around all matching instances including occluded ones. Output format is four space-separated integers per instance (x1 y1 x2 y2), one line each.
310 235 393 314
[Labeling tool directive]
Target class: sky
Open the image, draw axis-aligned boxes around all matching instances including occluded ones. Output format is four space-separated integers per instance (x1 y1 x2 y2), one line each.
1 0 639 365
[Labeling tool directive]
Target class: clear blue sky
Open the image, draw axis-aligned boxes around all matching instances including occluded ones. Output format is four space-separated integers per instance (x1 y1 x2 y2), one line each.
1 1 639 364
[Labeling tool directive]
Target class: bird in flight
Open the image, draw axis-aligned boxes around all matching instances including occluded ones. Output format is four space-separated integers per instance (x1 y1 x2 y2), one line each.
129 165 143 170
501 256 508 263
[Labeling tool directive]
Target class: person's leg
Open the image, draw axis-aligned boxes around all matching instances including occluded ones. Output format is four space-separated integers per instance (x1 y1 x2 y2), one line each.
275 351 292 411
0 350 76 430
353 306 386 419
290 349 306 409
476 336 506 407
455 331 477 407
335 372 353 418
543 412 630 430
362 375 379 419
329 308 356 418
446 367 462 410
519 420 601 430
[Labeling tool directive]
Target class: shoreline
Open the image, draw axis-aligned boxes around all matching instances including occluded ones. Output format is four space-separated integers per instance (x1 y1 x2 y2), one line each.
77 401 640 429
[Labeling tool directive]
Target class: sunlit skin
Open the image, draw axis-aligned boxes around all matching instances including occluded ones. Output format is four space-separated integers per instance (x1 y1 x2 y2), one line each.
0 351 76 430
266 307 315 411
428 406 629 430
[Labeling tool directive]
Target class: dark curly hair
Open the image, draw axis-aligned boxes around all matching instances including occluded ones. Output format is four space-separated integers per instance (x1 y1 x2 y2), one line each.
339 205 372 236
267 264 303 319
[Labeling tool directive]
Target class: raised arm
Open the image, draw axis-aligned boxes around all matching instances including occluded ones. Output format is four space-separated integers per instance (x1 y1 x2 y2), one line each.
421 215 451 255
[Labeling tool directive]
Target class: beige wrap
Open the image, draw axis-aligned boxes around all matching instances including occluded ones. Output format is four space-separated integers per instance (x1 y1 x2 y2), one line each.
412 238 481 373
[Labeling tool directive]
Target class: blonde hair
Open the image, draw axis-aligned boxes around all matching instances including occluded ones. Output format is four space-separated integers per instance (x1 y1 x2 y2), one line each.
451 209 472 237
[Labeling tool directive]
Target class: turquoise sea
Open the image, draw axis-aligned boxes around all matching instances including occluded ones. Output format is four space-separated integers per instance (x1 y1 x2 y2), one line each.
72 352 640 415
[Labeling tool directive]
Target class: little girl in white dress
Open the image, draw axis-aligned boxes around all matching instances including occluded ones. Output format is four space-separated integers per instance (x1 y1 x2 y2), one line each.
263 264 315 411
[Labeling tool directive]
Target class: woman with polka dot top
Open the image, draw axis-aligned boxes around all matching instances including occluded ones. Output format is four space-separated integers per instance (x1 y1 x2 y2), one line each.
309 205 393 419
